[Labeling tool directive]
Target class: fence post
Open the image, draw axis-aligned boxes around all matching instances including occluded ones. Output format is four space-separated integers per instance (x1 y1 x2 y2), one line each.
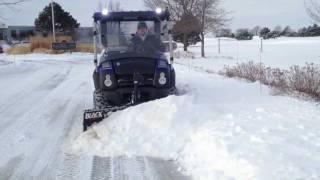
259 38 263 95
260 38 263 53
218 38 221 54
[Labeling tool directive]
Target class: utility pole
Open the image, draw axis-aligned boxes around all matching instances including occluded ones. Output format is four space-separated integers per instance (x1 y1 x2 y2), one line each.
51 0 56 42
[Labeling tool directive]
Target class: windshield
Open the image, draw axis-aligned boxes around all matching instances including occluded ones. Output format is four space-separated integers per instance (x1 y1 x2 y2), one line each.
100 21 166 58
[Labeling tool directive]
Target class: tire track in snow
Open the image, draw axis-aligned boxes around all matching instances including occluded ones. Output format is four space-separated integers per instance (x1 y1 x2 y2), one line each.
88 156 190 180
0 66 72 130
0 63 92 179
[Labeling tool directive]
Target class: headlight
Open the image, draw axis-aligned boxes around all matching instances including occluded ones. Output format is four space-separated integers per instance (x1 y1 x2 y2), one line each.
102 61 112 69
158 72 167 85
158 60 167 68
104 74 113 87
102 8 109 15
156 8 162 14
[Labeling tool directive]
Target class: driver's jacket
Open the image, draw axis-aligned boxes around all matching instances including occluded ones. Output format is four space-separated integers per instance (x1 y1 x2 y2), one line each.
129 34 165 54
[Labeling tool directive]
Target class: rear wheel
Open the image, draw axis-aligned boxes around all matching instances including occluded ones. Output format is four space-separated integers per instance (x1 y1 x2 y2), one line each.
93 90 111 109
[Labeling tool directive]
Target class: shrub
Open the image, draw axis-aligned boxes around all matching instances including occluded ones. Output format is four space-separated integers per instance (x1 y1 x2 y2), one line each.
76 43 95 53
287 63 320 97
222 61 262 82
220 62 320 99
173 50 195 59
7 36 97 54
30 36 72 51
6 45 31 55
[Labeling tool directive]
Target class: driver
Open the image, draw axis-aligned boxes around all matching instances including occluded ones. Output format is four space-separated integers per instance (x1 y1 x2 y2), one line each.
129 21 165 53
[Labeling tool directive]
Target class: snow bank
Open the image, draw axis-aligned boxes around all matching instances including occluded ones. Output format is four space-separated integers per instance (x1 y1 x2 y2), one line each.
72 65 320 180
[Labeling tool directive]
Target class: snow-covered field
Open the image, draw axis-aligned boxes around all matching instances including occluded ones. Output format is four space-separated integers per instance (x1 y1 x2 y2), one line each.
0 37 319 180
176 36 320 72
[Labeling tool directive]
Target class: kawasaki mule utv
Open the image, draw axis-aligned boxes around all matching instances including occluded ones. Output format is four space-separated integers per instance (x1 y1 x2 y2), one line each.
83 8 176 131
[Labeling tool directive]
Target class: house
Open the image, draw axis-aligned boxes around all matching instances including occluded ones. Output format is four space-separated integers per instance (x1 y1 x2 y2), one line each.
0 22 37 43
7 26 37 42
0 22 93 44
0 20 8 41
75 27 93 43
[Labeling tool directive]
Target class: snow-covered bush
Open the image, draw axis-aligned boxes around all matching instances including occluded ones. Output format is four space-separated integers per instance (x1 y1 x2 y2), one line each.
174 50 196 59
221 62 320 99
263 67 289 90
221 61 262 82
287 63 320 97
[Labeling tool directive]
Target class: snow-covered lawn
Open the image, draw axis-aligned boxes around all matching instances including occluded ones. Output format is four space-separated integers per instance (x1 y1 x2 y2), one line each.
0 37 319 180
176 36 320 72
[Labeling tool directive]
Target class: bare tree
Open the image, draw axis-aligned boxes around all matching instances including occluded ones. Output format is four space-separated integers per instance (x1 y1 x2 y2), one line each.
107 0 121 11
0 0 29 19
173 13 201 51
0 0 29 6
251 26 261 36
144 0 198 20
98 0 121 12
195 0 227 57
305 0 320 23
144 0 228 57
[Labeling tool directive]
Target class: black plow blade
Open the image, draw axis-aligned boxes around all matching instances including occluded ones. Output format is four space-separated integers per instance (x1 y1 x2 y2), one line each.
83 104 131 131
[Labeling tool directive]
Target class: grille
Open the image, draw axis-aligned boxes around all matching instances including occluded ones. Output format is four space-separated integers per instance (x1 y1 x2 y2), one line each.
117 74 154 87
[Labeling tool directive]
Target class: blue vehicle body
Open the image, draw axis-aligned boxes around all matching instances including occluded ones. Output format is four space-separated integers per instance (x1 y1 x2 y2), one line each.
83 9 175 131
92 10 175 106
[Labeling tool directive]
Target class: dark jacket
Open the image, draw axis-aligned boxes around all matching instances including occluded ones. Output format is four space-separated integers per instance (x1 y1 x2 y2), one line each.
129 34 165 54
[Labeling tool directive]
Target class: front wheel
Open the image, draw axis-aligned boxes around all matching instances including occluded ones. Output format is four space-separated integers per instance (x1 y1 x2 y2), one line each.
93 90 111 109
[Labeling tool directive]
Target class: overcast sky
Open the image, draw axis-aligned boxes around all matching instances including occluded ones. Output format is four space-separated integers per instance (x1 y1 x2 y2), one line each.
0 0 316 30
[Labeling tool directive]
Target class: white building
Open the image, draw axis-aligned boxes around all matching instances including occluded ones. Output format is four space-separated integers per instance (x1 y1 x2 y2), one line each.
0 21 92 43
0 20 8 41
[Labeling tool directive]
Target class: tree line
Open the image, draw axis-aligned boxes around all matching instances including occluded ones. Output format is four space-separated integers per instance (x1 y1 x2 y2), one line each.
216 24 320 40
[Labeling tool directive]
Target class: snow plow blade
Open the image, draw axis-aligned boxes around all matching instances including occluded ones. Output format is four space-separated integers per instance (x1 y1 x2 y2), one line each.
83 104 131 131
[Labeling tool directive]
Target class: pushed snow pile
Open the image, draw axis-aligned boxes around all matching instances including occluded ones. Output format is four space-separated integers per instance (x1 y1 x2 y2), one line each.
74 95 190 158
72 66 320 180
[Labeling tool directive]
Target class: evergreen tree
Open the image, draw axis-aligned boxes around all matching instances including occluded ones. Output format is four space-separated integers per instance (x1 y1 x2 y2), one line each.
298 27 308 37
281 26 291 36
235 28 253 40
308 24 320 36
297 24 320 37
35 2 80 36
216 28 233 38
281 26 297 37
259 27 271 39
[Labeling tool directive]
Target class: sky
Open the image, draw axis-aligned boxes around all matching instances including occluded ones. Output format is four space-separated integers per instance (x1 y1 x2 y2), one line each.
0 0 316 31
